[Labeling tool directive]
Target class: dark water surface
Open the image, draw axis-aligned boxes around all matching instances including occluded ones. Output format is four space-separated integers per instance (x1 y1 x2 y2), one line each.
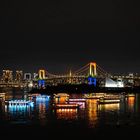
0 88 140 139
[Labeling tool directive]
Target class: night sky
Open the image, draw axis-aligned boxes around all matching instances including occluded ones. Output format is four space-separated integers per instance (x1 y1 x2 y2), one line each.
0 0 140 74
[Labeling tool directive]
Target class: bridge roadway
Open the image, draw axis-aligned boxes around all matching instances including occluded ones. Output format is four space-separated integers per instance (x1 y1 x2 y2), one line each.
45 75 87 80
0 76 139 87
44 75 140 80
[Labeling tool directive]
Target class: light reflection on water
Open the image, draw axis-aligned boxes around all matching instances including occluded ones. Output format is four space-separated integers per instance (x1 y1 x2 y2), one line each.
35 96 50 125
127 96 135 112
4 102 34 122
0 91 140 128
86 99 98 128
98 103 120 112
56 109 78 120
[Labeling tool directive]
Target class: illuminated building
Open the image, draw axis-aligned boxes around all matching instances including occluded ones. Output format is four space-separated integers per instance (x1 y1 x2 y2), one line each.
28 81 33 88
117 78 124 87
105 78 124 88
15 70 23 82
2 70 13 82
110 73 140 87
127 73 134 86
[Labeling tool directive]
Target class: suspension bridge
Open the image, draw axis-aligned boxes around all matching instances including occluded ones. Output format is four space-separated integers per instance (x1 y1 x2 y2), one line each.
37 62 112 87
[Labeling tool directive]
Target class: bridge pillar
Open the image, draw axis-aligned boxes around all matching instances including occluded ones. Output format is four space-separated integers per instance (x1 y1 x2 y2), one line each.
38 80 45 88
39 70 46 79
88 77 96 86
88 62 97 86
89 62 97 77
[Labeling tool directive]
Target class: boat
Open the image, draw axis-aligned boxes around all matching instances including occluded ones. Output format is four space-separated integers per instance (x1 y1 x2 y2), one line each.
67 98 86 102
97 97 121 104
36 95 50 100
53 103 79 109
28 93 41 97
53 93 69 104
5 99 34 106
84 95 104 99
84 93 105 99
53 93 69 99
0 93 6 100
125 94 135 97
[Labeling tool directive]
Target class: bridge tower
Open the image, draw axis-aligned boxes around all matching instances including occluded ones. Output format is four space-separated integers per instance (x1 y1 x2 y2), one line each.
39 70 46 79
88 62 97 86
38 70 46 88
89 62 97 77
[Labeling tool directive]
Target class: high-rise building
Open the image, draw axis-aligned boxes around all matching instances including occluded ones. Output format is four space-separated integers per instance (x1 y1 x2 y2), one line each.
2 70 13 82
15 71 23 82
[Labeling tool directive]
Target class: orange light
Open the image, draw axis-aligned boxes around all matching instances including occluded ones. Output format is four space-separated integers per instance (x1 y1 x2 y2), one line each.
128 96 135 105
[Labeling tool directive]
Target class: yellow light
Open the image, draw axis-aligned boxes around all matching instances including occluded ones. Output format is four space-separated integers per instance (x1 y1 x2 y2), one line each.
89 62 97 76
39 69 45 79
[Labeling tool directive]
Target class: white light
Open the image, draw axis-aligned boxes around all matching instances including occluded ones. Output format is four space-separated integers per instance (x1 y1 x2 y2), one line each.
28 82 33 87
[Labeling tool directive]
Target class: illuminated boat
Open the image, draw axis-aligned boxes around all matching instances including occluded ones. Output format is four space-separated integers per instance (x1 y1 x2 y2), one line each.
125 94 135 97
28 93 41 97
5 100 34 106
0 93 6 96
84 93 105 99
97 97 121 104
53 103 79 109
68 98 86 102
0 93 6 100
84 95 104 99
36 95 50 100
66 99 86 108
68 102 86 109
53 93 69 104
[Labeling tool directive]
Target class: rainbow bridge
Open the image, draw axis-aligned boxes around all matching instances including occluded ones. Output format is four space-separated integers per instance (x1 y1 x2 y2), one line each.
36 62 111 87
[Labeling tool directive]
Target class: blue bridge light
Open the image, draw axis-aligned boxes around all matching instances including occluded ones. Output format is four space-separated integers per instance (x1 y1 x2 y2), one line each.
38 80 45 87
88 77 96 86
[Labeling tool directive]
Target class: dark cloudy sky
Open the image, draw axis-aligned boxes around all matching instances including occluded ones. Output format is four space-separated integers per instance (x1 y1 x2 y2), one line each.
0 0 140 74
